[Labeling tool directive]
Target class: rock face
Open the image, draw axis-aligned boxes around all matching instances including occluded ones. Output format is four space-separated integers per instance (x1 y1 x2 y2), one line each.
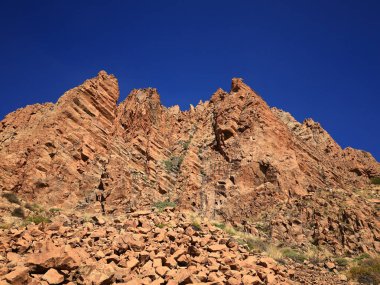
0 71 379 255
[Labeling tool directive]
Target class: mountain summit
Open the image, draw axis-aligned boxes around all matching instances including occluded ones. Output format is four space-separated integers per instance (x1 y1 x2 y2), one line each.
1 71 379 256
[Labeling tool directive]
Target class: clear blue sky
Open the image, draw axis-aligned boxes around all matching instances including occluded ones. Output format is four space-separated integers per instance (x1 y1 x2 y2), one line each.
0 1 379 160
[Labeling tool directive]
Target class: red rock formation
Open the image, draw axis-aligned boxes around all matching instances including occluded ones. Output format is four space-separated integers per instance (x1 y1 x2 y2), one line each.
1 71 379 254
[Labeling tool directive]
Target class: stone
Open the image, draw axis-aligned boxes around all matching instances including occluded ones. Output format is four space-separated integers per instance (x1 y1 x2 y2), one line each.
127 257 140 269
257 257 276 269
339 274 347 281
25 244 86 270
172 268 192 283
227 276 241 285
81 263 115 285
156 266 169 277
42 268 64 284
153 258 162 268
325 262 336 270
242 275 262 285
208 244 227 252
92 216 106 225
3 266 30 285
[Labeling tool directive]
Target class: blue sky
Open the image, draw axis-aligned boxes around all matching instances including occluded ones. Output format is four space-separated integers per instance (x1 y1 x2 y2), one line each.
0 0 379 160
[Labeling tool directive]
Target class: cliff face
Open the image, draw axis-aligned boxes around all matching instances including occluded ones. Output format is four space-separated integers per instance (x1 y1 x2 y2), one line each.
1 71 379 254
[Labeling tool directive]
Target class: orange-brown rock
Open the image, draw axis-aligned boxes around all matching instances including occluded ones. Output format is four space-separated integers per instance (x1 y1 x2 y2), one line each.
0 71 379 255
0 209 346 284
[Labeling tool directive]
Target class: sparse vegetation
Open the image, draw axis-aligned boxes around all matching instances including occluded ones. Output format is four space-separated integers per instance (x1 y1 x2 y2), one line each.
163 156 184 173
190 213 202 231
180 140 191 150
0 223 12 230
255 221 271 235
246 238 268 253
11 207 25 218
49 208 61 214
152 200 176 211
197 148 203 159
24 215 51 225
156 223 166 228
371 177 380 185
25 203 40 212
11 202 54 225
354 253 371 262
191 221 201 231
213 222 226 230
349 257 380 285
281 247 307 263
304 245 331 264
2 192 21 205
266 244 284 260
212 220 283 259
212 219 322 263
224 225 237 235
335 257 349 267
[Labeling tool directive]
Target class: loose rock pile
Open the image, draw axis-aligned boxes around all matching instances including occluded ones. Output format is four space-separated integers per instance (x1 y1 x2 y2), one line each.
0 208 348 285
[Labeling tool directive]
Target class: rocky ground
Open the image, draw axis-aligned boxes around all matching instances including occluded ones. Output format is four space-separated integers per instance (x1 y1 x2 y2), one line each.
0 205 352 285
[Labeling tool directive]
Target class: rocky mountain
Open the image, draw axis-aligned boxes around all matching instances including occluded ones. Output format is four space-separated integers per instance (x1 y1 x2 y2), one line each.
1 71 379 258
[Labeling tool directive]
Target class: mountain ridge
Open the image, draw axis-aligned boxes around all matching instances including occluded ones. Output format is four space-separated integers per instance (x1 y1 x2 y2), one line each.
0 70 379 256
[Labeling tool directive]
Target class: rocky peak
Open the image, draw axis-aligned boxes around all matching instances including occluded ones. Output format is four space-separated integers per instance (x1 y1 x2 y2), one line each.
57 70 119 108
231 77 249 92
1 71 379 258
129 87 160 103
210 88 228 104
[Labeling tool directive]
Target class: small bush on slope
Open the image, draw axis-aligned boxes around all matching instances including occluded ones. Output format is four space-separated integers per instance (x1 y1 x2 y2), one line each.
152 200 177 211
11 207 25 218
349 257 380 285
280 248 307 263
24 215 51 225
2 192 21 205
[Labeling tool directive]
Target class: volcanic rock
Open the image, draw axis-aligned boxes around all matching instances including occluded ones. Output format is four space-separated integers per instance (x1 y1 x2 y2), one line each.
0 70 379 258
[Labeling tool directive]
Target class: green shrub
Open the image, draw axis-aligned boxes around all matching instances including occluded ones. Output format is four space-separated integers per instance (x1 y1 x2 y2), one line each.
153 200 177 211
281 248 307 263
213 223 226 230
191 221 201 231
349 257 380 284
224 226 237 235
335 257 349 267
2 193 21 205
371 177 380 185
24 215 51 225
255 222 271 235
11 207 25 218
163 156 184 173
156 223 166 228
354 253 371 262
246 238 268 253
179 140 191 150
49 208 61 214
25 203 40 212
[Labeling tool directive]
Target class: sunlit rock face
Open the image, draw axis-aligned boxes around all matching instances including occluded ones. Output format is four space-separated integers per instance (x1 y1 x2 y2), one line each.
1 71 379 254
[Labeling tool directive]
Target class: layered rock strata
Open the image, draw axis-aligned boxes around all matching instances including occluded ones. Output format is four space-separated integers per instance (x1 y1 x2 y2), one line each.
1 71 379 254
